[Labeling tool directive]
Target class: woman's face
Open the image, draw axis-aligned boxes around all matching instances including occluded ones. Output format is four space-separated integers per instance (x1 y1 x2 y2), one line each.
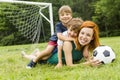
78 27 94 46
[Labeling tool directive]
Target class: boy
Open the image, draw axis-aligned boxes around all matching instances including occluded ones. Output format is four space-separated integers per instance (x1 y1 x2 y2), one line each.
55 18 84 68
25 5 75 69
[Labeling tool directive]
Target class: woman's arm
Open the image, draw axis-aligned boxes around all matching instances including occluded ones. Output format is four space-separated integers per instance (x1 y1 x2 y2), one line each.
63 41 74 66
83 45 90 61
83 58 102 67
55 46 63 68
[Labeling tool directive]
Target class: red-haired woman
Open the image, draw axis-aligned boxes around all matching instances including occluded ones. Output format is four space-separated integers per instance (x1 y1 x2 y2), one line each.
47 20 101 67
25 20 102 69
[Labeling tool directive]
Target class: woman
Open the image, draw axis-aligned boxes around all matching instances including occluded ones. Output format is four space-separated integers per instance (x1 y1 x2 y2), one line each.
47 20 101 67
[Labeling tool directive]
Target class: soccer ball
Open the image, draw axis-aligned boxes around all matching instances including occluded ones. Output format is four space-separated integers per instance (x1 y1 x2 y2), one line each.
93 45 116 64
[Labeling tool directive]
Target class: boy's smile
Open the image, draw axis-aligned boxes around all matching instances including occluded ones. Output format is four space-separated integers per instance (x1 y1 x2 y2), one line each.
59 12 72 24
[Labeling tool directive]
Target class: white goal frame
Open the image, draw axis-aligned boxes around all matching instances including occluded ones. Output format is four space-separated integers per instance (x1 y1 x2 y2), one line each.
0 0 54 35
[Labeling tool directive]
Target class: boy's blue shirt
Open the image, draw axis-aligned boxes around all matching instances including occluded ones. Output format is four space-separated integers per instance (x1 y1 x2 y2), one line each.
49 22 67 41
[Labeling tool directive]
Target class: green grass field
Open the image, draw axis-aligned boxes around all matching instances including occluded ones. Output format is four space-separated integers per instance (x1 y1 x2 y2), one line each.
0 36 120 80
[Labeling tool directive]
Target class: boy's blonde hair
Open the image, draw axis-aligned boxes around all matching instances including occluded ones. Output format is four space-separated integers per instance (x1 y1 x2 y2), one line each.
67 18 84 35
58 5 72 15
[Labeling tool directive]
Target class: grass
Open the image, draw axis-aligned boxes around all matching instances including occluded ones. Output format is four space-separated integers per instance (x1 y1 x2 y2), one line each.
0 36 120 80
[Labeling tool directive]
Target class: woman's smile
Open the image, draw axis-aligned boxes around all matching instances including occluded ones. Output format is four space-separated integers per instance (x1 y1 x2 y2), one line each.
78 27 94 46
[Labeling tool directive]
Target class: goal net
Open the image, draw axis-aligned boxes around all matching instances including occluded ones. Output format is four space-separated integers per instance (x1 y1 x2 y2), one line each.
0 0 54 43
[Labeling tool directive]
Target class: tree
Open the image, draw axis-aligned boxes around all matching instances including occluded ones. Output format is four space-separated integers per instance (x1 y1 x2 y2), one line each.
92 0 120 37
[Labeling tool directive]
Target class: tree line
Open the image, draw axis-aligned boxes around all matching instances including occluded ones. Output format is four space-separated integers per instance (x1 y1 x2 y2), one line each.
0 0 120 46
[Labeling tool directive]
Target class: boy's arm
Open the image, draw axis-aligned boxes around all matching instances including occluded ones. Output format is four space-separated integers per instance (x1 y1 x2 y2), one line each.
57 33 74 41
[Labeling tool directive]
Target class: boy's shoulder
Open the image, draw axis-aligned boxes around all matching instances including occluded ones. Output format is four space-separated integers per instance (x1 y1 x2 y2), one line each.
55 22 65 28
55 22 62 25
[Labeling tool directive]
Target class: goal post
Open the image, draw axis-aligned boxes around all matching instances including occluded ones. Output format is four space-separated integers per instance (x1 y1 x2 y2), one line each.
0 0 54 43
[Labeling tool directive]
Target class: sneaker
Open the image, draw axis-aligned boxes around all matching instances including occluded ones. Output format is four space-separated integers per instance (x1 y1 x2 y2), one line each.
38 60 47 64
26 60 36 69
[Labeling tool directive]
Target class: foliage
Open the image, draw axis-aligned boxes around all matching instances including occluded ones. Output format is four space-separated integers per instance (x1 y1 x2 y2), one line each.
0 37 120 80
92 0 120 37
0 0 120 46
100 30 120 37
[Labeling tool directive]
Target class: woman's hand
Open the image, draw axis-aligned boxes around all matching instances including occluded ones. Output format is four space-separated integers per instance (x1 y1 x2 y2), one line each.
55 63 62 69
90 59 102 67
83 58 102 67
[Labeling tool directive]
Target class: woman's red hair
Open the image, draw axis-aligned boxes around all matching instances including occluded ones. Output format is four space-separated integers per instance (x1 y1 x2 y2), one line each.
76 21 100 51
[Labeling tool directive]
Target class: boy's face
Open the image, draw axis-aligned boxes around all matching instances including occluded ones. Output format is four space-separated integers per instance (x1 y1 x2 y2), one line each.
59 12 72 25
67 28 78 38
